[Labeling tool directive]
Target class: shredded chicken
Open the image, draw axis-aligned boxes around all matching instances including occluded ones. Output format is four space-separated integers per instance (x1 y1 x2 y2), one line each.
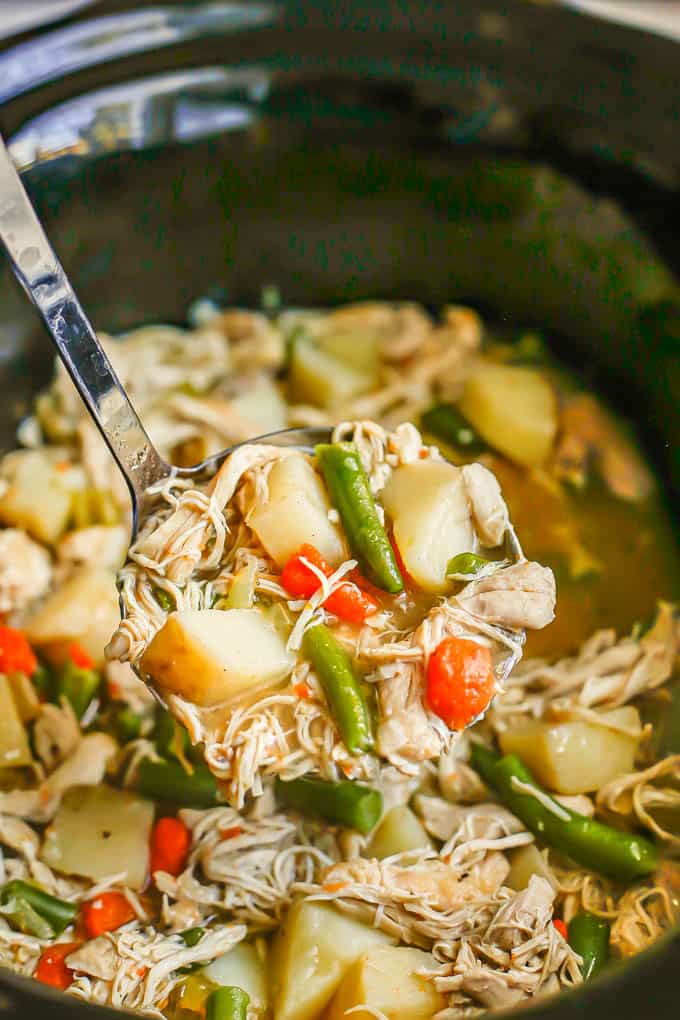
553 393 654 502
491 602 679 731
597 755 680 846
32 699 81 771
0 734 117 823
0 528 51 612
57 525 127 570
456 561 556 632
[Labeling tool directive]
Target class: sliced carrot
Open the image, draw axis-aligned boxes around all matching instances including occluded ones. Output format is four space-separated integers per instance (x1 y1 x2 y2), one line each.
34 942 81 990
81 891 135 938
0 626 37 676
322 882 347 893
426 636 494 730
68 642 95 671
219 825 243 842
293 681 312 700
150 816 191 876
553 918 568 940
281 544 379 623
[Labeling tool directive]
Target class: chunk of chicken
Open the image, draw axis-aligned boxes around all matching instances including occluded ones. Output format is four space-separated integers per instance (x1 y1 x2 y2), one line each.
458 966 526 1010
553 393 654 502
462 463 510 547
377 661 444 766
128 445 293 587
57 525 128 570
487 875 555 950
0 528 51 613
456 560 556 631
0 733 117 822
32 700 81 771
66 937 119 981
415 797 525 843
321 853 509 912
0 814 40 857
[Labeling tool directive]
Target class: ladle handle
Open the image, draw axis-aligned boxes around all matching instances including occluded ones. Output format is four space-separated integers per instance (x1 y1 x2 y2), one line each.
0 136 168 509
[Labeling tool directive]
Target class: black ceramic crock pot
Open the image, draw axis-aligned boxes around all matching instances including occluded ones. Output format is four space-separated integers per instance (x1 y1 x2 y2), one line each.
0 1 677 1017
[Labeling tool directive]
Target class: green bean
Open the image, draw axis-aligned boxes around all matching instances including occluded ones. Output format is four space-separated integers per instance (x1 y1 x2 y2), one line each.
31 664 52 699
55 661 100 720
446 552 490 576
115 708 144 744
470 744 659 881
303 623 373 754
315 442 403 593
135 757 221 809
568 911 610 980
421 404 485 453
179 926 205 947
1 895 54 939
153 587 175 613
206 986 250 1020
1 880 77 936
275 776 382 834
154 709 192 761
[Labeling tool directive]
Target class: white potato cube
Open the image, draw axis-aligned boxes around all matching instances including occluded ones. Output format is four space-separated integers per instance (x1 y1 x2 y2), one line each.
140 608 295 708
248 453 345 568
0 449 72 543
204 942 268 1014
24 566 120 667
41 785 154 890
271 900 392 1020
459 360 558 467
231 376 288 435
0 675 32 768
506 843 558 892
326 945 445 1020
499 706 641 794
368 805 433 859
289 338 372 409
381 460 474 593
316 327 380 376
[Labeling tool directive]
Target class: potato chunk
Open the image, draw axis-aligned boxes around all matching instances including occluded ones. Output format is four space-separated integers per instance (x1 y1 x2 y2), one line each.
248 453 345 568
0 450 72 543
381 460 474 593
140 608 295 708
204 942 268 1015
270 900 392 1020
24 566 120 667
368 805 433 859
326 945 445 1020
0 675 32 768
459 360 558 467
316 327 380 375
506 843 558 892
289 338 373 409
41 785 154 889
231 375 288 435
498 707 641 794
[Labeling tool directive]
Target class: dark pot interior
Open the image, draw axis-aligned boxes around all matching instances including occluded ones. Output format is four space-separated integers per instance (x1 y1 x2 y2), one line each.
0 1 678 1017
